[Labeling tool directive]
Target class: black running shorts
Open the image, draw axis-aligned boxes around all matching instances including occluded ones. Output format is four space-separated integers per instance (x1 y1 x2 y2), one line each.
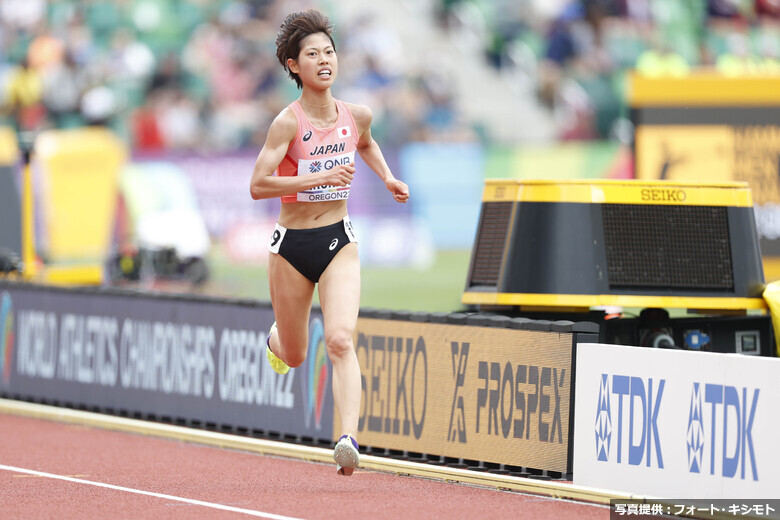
268 216 357 283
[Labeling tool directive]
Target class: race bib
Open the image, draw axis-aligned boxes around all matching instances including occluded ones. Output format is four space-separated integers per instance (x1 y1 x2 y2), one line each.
268 222 286 254
296 151 355 202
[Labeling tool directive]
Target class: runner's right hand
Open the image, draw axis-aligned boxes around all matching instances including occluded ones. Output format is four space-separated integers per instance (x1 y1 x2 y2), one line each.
320 162 355 186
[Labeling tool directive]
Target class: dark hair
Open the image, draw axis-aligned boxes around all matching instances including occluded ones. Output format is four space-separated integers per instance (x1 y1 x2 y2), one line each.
275 9 336 89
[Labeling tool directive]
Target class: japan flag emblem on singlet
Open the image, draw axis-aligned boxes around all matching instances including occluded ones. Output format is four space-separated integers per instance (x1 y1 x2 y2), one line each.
337 126 351 138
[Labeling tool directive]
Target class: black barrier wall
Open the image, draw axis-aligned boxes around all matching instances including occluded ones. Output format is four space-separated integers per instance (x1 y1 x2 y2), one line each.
0 281 599 475
0 165 21 259
0 281 335 443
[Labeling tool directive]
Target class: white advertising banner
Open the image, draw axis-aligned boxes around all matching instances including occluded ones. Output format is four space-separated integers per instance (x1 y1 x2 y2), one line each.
574 343 780 499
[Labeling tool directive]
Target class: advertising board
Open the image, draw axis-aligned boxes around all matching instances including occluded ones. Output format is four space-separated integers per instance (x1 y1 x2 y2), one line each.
350 318 574 472
0 283 334 440
574 343 780 498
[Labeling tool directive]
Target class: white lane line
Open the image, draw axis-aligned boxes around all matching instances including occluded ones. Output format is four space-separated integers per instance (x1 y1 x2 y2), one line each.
0 464 306 520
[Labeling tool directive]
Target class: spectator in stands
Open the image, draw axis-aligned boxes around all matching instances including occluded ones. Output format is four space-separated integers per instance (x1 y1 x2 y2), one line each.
41 51 85 128
418 65 462 139
708 0 750 19
613 0 652 22
716 32 761 75
80 81 118 127
131 92 166 152
752 30 780 72
538 0 613 107
538 0 619 138
2 57 45 132
27 26 65 72
157 89 204 150
109 28 156 83
756 0 780 18
635 35 691 77
150 52 185 93
0 0 46 31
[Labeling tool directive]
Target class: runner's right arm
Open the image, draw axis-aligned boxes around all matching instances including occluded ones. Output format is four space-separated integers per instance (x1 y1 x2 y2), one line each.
250 109 355 200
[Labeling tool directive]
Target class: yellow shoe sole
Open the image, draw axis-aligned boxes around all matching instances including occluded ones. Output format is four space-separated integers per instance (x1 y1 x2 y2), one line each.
266 322 290 375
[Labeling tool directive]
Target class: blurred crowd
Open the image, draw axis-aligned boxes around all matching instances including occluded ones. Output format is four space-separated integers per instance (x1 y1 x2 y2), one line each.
0 0 475 154
2 0 779 151
438 0 780 140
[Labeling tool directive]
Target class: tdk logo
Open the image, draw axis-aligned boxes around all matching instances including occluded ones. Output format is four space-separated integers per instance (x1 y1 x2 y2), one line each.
687 382 759 480
595 374 665 468
595 374 612 461
686 383 705 473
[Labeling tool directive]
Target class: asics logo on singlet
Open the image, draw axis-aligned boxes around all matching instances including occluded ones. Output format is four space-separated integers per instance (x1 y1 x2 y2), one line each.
303 130 312 142
329 239 338 251
310 142 346 156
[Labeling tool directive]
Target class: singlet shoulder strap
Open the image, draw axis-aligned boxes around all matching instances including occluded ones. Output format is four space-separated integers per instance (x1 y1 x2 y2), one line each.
288 99 305 119
287 100 307 129
335 99 357 129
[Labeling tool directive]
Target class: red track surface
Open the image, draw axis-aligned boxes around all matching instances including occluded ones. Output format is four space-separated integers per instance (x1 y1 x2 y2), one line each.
0 413 609 519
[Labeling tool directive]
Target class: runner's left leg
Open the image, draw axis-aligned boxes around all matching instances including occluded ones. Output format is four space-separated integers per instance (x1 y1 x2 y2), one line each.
317 243 361 442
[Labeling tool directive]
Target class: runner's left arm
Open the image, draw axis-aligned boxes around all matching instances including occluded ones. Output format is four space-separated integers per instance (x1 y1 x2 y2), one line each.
351 104 409 204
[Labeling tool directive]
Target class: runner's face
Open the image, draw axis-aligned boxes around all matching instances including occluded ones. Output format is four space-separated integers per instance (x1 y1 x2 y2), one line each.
289 33 337 89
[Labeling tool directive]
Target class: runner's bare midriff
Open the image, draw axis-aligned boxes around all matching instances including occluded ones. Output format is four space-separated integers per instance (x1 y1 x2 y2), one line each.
278 199 348 229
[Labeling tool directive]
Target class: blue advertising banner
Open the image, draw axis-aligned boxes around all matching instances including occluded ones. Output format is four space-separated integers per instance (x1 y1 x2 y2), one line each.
0 282 334 441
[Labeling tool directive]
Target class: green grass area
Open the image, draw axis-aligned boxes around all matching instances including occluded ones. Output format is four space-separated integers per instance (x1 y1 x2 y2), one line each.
359 250 471 312
204 247 472 313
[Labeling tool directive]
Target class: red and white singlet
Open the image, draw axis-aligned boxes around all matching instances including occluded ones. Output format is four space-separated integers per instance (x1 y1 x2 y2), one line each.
277 99 359 203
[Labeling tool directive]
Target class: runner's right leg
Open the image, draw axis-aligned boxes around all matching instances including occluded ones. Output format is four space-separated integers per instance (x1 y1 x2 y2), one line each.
267 251 316 368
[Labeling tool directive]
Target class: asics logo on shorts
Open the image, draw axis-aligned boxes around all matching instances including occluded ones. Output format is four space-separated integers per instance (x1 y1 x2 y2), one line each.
329 238 338 251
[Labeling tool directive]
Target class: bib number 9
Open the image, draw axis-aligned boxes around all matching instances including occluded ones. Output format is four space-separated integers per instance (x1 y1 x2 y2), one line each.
268 225 285 254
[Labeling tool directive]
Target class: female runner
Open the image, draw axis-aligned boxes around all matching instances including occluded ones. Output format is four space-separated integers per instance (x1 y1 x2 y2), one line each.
249 9 409 476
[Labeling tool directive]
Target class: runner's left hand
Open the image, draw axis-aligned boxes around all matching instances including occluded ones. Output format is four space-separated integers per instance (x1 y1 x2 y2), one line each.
386 179 409 203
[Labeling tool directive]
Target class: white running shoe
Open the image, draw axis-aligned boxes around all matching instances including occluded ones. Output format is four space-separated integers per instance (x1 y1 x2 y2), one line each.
333 434 360 476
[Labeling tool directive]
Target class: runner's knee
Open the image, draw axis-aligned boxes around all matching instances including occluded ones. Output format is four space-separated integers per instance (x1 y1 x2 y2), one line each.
283 348 307 368
278 335 308 368
325 328 354 359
